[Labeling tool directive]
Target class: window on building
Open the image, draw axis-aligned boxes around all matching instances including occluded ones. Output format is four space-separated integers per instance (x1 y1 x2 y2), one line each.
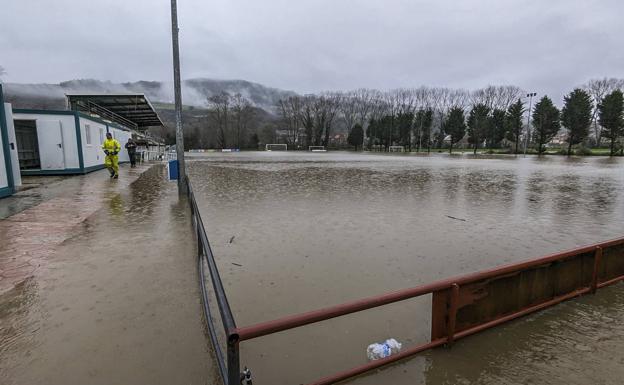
85 124 92 145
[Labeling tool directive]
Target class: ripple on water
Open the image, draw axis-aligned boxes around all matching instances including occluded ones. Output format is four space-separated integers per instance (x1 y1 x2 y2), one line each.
188 152 624 385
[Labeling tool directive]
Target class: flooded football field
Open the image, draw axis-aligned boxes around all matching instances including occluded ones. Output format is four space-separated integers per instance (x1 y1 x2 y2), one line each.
188 151 624 385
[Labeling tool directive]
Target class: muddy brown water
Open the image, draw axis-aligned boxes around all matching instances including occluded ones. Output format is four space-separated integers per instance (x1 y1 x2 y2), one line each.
0 165 217 385
188 151 624 385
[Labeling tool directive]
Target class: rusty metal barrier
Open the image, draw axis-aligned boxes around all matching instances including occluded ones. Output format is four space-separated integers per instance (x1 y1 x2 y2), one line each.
233 237 624 385
186 177 624 385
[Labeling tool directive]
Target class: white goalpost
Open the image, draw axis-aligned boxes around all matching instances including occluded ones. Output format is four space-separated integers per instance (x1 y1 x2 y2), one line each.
308 146 327 152
389 145 405 153
265 144 288 151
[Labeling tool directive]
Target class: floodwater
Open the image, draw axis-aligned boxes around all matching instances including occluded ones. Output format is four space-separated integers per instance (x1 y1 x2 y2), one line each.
0 165 216 385
188 151 624 385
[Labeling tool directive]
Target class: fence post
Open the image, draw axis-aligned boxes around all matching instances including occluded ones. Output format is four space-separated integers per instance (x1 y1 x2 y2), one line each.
228 333 241 385
447 283 460 346
591 246 602 294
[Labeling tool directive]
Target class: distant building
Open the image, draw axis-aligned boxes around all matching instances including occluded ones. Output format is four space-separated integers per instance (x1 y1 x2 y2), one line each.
10 94 164 176
548 131 567 146
329 133 346 147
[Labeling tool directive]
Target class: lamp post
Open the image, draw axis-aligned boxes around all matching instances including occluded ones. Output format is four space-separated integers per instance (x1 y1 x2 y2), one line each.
170 0 187 194
523 92 537 157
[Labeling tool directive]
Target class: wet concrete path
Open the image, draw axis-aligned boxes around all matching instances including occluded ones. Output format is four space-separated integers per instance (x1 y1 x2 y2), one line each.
0 164 154 293
1 164 216 385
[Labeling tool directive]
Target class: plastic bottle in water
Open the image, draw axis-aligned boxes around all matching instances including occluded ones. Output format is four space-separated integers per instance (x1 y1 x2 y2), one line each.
366 338 402 361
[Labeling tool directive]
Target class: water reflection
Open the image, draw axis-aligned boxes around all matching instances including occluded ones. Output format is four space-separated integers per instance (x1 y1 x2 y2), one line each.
423 283 624 385
0 165 215 385
0 280 40 385
188 152 624 385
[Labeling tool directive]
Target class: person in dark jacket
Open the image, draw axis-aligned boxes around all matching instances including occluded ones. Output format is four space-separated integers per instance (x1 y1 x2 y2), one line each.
125 138 138 167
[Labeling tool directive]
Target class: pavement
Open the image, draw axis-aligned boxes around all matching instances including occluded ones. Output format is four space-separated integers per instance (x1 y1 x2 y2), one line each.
0 163 216 385
0 164 151 293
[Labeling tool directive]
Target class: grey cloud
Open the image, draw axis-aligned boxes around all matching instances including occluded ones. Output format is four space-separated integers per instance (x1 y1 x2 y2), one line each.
1 0 623 104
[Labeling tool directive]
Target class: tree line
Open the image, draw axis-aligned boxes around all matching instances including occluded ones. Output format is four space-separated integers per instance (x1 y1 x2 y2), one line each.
169 78 624 156
275 78 624 156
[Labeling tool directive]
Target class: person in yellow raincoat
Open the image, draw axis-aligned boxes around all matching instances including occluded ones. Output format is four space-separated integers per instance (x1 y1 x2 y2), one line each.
102 132 121 178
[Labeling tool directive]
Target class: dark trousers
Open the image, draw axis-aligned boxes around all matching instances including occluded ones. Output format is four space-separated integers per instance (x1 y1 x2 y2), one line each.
129 151 137 167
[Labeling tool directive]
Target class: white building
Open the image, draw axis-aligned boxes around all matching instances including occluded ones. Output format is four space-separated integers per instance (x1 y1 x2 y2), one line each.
11 94 164 176
0 84 21 198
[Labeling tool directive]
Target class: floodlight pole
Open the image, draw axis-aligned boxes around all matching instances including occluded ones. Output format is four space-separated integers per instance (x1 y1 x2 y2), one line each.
523 92 537 157
170 0 187 194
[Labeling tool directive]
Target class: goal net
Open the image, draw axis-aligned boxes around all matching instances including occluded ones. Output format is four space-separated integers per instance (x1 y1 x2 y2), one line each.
265 144 288 151
308 146 327 152
389 145 405 152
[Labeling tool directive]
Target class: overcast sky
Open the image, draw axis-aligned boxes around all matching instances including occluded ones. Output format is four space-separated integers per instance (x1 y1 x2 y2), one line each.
1 0 623 101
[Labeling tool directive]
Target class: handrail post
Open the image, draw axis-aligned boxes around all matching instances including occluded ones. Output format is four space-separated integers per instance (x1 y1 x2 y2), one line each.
447 283 460 346
228 333 241 385
591 246 602 294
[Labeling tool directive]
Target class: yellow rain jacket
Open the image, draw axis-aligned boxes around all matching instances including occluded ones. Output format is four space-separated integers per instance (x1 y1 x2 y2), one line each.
102 138 121 176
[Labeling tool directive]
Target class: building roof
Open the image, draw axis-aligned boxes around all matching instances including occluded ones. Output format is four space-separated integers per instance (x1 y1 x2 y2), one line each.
66 93 164 129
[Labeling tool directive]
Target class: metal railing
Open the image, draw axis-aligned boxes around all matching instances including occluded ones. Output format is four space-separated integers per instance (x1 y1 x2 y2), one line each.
187 173 624 385
187 177 240 385
137 150 176 163
72 100 139 130
233 237 624 384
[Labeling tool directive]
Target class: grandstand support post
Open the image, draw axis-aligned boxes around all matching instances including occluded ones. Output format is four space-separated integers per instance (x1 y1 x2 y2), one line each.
170 0 187 195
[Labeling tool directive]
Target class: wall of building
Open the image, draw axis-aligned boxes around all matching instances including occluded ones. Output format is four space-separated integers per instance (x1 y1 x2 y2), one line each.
0 88 14 198
78 115 107 170
4 104 21 187
12 112 80 171
11 109 149 175
0 112 9 193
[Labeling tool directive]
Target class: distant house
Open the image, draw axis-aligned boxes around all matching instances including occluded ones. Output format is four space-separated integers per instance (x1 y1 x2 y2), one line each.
329 133 346 147
548 131 567 146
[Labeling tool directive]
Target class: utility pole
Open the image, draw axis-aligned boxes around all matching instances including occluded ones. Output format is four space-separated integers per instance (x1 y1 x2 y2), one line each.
418 109 423 152
170 0 187 194
523 92 537 157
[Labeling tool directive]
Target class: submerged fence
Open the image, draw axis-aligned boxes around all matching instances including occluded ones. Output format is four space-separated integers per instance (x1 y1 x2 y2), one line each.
187 177 240 385
186 176 624 385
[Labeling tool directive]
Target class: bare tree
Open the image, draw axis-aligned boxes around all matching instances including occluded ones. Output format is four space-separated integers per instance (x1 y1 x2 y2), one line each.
312 93 341 147
471 85 523 111
364 91 388 149
231 93 254 149
412 87 434 151
353 88 375 127
471 86 497 109
277 96 303 146
497 85 524 110
430 87 450 148
583 78 624 145
379 90 404 150
449 88 470 109
300 95 316 148
208 91 231 149
338 91 359 135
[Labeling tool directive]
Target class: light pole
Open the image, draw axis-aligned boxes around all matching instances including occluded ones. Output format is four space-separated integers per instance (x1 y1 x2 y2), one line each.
523 92 537 157
170 0 187 194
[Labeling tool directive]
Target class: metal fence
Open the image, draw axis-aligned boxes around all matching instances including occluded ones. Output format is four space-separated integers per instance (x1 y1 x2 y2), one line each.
137 150 176 163
187 173 624 384
187 177 240 385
